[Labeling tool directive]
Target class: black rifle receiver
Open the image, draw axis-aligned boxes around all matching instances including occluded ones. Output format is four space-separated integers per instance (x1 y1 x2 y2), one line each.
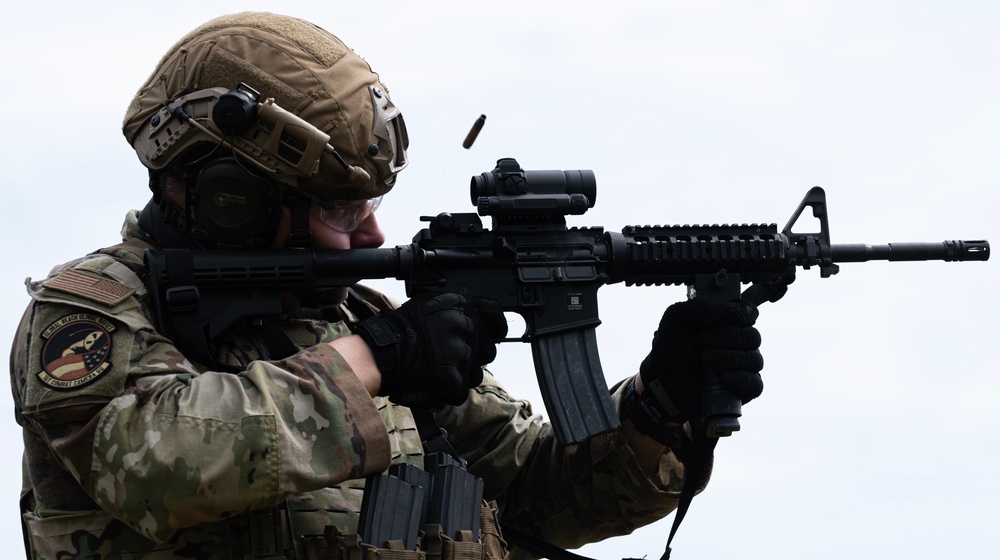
145 158 990 444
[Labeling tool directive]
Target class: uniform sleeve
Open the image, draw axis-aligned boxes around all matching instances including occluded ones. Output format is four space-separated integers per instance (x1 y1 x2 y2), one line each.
435 371 706 554
13 256 391 543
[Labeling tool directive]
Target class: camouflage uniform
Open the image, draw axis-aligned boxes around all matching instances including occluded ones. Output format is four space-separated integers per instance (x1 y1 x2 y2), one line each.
12 211 700 559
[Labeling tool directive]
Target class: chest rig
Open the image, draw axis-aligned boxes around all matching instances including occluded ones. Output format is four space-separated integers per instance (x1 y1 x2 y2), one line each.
231 420 508 560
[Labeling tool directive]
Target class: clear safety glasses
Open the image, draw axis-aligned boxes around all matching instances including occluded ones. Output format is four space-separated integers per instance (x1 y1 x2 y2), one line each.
318 196 383 232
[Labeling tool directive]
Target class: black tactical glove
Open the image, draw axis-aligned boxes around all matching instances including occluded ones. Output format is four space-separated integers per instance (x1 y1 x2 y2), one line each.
354 293 508 406
635 298 764 427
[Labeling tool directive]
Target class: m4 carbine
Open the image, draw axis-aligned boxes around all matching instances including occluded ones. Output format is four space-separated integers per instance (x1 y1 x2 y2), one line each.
145 157 990 444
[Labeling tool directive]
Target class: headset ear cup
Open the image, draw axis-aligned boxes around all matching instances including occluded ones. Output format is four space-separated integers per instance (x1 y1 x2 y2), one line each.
193 159 278 246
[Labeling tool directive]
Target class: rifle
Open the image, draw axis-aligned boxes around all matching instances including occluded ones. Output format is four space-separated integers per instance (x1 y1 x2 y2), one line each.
145 157 989 445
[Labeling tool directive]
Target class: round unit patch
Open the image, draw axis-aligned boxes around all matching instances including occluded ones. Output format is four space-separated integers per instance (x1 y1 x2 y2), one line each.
38 313 116 390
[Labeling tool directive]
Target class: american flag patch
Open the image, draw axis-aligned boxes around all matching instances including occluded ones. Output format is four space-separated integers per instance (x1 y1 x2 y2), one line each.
43 269 135 306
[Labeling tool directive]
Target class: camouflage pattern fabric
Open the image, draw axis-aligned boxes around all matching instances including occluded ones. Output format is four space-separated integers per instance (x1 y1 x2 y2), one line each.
11 211 704 559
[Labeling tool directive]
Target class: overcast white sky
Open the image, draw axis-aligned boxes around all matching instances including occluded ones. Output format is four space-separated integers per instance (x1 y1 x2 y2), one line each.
2 1 998 558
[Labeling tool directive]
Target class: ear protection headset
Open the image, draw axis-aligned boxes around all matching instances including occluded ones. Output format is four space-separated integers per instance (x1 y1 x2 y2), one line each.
189 156 280 246
184 84 282 247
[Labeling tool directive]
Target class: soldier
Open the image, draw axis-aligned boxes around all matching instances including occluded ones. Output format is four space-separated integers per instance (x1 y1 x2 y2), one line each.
11 12 767 559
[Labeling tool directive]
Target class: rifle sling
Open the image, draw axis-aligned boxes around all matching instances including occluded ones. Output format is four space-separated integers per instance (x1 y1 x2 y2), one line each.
659 435 717 560
161 248 213 368
499 523 596 560
497 437 713 560
411 407 462 462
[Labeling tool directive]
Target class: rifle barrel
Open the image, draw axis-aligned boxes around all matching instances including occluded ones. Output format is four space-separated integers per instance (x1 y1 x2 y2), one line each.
830 240 989 263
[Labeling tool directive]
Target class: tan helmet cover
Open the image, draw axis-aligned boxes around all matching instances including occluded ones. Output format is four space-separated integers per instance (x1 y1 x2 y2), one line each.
122 12 406 200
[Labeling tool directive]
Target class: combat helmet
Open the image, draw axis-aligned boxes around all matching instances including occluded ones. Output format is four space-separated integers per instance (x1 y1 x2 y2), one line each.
123 12 408 247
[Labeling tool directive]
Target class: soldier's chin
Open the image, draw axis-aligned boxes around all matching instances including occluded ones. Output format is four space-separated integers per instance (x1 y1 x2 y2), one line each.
296 287 349 308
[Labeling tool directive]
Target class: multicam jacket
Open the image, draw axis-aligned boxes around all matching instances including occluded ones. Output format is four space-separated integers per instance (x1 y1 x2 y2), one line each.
11 211 699 559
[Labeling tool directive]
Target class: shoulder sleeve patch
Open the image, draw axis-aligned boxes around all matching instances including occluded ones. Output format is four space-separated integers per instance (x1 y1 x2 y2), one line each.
43 269 136 307
37 313 116 390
